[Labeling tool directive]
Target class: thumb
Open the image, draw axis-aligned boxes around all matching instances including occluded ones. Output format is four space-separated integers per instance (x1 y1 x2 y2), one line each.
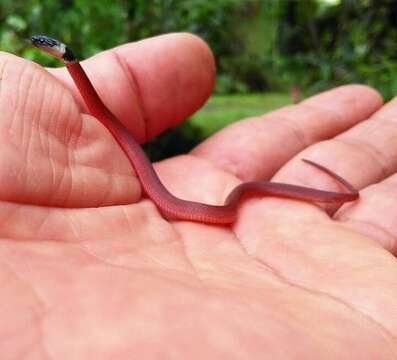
48 33 216 143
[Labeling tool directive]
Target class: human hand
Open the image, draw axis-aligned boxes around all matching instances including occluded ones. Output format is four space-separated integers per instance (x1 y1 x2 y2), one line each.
1 33 396 359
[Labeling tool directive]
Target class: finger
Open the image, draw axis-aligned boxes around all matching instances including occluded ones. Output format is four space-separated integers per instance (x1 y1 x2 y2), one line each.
192 85 382 181
329 97 397 254
224 87 397 334
0 51 144 207
0 34 214 207
49 33 215 142
274 92 397 208
335 173 397 254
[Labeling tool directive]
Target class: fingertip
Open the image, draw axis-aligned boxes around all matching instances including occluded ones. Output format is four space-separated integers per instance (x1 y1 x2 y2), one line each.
0 51 43 80
171 32 216 89
346 84 383 106
302 84 383 116
0 50 70 116
115 32 216 140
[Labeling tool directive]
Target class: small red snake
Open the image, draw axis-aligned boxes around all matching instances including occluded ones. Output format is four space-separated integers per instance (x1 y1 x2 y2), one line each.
31 35 359 224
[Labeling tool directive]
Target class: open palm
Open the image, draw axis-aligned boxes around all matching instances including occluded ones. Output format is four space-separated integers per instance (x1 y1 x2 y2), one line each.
1 34 397 359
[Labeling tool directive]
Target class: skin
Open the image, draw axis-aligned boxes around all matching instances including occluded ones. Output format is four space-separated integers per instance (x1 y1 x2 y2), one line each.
64 61 358 223
0 33 397 358
38 42 359 223
30 34 358 223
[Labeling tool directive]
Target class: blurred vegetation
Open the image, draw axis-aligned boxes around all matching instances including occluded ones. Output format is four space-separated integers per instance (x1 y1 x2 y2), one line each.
1 0 395 159
190 92 291 137
145 92 291 160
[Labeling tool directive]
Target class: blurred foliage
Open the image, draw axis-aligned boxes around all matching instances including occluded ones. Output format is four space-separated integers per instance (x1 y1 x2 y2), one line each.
189 92 291 137
276 0 397 99
2 0 396 98
144 92 291 161
1 0 396 158
0 0 128 66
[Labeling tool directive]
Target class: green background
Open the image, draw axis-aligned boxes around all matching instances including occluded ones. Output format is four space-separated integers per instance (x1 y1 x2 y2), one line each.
1 0 394 159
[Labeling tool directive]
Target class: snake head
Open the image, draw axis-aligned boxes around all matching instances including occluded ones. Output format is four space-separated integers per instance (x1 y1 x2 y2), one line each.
31 35 75 62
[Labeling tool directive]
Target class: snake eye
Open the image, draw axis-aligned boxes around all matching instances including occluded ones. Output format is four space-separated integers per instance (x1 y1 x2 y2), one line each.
31 35 60 49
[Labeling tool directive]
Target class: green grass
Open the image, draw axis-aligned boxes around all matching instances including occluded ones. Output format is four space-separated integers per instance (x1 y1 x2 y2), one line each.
145 92 291 160
189 92 292 137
